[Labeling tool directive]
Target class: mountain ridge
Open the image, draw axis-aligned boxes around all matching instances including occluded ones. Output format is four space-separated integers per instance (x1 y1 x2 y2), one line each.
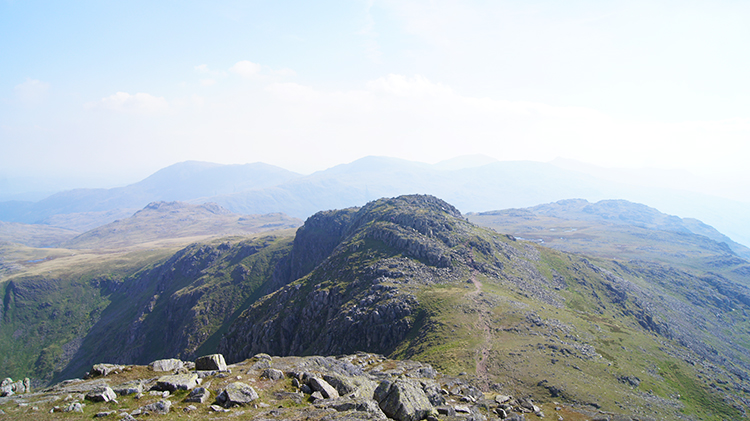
2 156 748 250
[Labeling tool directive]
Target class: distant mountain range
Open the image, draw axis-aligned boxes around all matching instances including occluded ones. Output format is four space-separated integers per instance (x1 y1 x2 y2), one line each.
2 156 748 248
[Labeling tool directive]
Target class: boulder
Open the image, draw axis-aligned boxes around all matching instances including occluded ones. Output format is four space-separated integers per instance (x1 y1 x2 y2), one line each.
374 379 435 421
154 373 199 392
134 399 171 415
0 384 12 397
323 374 378 399
217 382 259 407
64 402 84 412
309 376 340 399
89 363 124 377
185 387 211 403
262 368 285 380
196 354 227 371
149 358 184 372
85 386 117 402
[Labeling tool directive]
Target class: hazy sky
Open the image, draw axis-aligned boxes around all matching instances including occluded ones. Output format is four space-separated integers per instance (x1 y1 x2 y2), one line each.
2 0 749 195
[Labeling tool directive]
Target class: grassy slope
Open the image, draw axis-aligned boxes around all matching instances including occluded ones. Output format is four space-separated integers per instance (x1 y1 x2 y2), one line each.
390 227 748 420
223 196 750 420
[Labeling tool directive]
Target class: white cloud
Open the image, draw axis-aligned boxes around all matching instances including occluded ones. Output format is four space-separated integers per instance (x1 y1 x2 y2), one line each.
15 78 50 105
200 79 216 86
366 74 452 97
195 64 227 77
230 60 262 78
89 92 169 114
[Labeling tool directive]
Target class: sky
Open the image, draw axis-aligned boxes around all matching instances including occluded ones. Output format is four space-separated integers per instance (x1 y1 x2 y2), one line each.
1 0 749 200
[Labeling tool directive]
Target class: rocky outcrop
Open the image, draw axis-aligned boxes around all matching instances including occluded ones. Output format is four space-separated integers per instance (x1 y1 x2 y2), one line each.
0 378 30 396
0 352 650 421
219 196 481 361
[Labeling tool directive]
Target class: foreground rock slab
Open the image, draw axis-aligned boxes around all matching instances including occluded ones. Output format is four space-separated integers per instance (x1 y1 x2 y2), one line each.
154 373 199 392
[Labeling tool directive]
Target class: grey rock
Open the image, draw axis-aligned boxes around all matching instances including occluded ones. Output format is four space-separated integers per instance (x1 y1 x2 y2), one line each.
315 397 387 419
310 376 340 399
324 374 378 399
310 391 325 402
95 410 116 417
436 406 456 416
64 402 84 412
196 370 224 378
90 363 125 377
217 382 259 407
118 413 136 421
210 404 230 412
154 373 199 391
374 379 435 421
0 384 12 397
0 378 29 396
495 394 512 404
85 386 117 402
455 404 471 413
617 375 641 388
149 358 184 372
185 386 210 403
183 404 198 412
137 399 171 415
262 368 285 380
196 354 227 371
254 353 273 361
113 380 143 395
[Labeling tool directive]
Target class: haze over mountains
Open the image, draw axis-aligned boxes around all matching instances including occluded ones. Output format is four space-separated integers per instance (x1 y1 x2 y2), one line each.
2 156 749 249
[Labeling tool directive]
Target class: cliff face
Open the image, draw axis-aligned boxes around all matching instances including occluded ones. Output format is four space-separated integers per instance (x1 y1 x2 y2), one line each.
218 195 543 360
55 235 294 383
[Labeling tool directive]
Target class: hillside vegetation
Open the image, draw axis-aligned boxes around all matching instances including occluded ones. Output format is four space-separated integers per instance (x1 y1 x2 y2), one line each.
220 195 750 420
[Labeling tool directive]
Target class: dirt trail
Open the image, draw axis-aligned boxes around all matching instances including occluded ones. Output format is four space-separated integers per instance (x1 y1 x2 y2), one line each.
466 256 493 385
